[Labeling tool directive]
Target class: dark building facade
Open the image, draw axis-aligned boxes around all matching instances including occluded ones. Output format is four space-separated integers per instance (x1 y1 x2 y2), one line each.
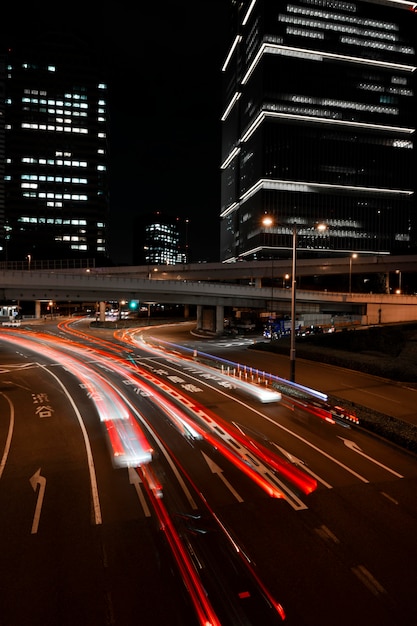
220 0 417 262
134 212 188 266
1 31 109 264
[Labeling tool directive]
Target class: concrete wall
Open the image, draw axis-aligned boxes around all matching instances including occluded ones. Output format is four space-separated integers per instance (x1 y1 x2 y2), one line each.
365 302 417 325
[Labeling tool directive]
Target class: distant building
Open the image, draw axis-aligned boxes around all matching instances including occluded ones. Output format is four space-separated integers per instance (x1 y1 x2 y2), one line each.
220 0 417 262
1 31 110 264
134 212 188 266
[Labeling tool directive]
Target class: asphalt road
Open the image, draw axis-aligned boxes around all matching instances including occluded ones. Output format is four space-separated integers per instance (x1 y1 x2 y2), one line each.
1 319 417 625
152 323 417 427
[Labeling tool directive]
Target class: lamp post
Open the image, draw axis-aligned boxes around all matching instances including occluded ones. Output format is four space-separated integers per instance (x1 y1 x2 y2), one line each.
290 221 327 383
349 253 358 294
289 224 297 382
261 214 275 339
262 215 327 381
395 269 402 294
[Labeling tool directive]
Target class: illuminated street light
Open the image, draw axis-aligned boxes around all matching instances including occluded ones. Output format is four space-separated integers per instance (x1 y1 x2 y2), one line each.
349 253 358 294
262 215 276 339
290 221 327 382
262 216 327 381
395 269 402 294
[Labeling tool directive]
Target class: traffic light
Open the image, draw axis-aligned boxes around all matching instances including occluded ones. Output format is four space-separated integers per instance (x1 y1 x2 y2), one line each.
129 299 139 310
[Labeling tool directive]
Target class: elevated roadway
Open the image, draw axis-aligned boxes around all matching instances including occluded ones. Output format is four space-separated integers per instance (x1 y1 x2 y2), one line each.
1 254 417 331
86 253 417 283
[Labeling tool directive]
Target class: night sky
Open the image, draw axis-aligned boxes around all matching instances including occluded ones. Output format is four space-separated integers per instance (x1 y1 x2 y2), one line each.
3 1 229 265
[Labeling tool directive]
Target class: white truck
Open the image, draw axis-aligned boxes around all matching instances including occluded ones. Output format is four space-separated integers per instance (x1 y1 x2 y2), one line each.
1 319 21 327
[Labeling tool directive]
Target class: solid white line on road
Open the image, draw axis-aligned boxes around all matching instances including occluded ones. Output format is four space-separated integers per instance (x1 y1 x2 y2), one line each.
39 363 102 525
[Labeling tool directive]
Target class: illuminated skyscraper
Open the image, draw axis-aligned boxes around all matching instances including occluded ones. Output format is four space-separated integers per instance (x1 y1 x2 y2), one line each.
134 212 188 266
2 31 109 263
220 0 417 262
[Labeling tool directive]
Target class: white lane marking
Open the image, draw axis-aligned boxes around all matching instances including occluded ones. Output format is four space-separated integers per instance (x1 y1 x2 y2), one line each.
273 443 333 489
128 467 152 517
381 491 399 505
30 468 46 534
38 362 102 525
102 378 199 511
351 565 386 596
339 437 404 478
138 359 370 484
0 393 14 480
202 452 244 503
315 525 340 544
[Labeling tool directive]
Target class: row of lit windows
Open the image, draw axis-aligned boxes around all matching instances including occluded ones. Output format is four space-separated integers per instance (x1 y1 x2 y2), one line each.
287 4 399 33
52 244 105 252
22 88 106 103
19 216 87 225
61 242 87 251
148 223 177 233
341 36 413 55
242 42 416 88
288 95 398 115
22 97 89 109
281 14 400 43
21 122 89 134
148 235 178 244
286 26 415 57
251 224 409 243
265 103 397 122
22 191 88 200
21 107 88 119
21 63 56 72
22 157 88 167
24 88 88 100
358 82 413 97
44 110 87 118
286 27 324 39
21 175 88 184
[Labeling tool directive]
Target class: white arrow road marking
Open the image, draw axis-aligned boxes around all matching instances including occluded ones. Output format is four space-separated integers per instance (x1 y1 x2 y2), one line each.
128 467 151 517
339 437 404 478
273 443 333 489
30 468 46 534
202 452 244 502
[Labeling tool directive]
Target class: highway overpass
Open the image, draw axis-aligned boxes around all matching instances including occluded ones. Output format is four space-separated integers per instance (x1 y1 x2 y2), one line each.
1 257 417 332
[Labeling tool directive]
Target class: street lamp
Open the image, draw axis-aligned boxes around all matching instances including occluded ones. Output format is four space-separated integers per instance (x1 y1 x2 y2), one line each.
27 254 31 271
262 215 327 381
349 253 358 294
261 215 275 339
144 246 151 279
290 221 327 383
395 269 402 294
290 224 297 382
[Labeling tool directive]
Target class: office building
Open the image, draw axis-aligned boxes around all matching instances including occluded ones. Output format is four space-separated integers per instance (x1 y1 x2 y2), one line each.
1 31 109 264
134 212 188 266
220 0 417 262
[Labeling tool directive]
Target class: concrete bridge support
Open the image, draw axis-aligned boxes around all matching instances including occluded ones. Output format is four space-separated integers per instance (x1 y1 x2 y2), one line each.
196 305 202 330
99 301 106 321
216 305 224 334
196 304 224 333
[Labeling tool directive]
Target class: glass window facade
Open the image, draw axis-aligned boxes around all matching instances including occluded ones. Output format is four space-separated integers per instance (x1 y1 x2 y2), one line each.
2 32 109 262
220 0 417 262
